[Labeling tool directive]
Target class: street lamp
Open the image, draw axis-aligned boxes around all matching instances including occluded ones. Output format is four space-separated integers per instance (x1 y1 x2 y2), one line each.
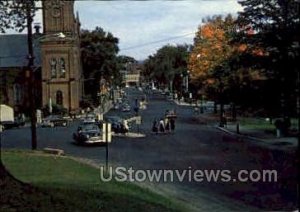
186 70 190 93
25 1 37 150
23 0 66 150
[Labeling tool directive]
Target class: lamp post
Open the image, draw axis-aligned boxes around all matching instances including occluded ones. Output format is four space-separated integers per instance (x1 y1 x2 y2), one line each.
218 80 225 127
25 1 37 150
186 70 190 93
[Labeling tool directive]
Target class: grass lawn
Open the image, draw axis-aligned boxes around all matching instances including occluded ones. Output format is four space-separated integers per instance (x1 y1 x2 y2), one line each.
237 117 298 132
1 150 186 212
237 118 275 130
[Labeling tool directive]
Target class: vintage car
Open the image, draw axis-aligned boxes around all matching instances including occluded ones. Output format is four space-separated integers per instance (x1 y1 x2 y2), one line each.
73 123 103 144
41 115 68 127
104 116 129 134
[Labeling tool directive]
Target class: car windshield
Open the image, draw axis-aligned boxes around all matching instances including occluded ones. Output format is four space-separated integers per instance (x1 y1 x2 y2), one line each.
105 116 122 123
46 115 61 120
79 124 99 131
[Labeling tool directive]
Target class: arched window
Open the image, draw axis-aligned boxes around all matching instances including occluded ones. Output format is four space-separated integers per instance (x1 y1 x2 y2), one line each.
56 90 63 106
50 58 57 78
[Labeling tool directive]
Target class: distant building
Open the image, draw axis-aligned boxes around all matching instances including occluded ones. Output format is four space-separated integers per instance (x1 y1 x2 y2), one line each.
120 62 141 87
0 0 83 114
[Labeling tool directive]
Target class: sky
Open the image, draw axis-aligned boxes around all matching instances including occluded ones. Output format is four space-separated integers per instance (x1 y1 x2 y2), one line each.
12 0 243 61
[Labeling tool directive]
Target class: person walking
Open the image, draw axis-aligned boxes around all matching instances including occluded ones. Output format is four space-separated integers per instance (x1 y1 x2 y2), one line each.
164 117 170 133
151 119 158 134
170 118 175 132
122 120 129 134
159 118 165 133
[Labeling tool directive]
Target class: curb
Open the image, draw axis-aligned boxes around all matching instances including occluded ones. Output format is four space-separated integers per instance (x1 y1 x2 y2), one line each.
112 132 146 138
216 126 297 150
216 126 262 143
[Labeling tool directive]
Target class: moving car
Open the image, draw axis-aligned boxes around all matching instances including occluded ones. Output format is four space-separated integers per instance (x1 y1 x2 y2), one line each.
41 115 68 127
73 123 104 144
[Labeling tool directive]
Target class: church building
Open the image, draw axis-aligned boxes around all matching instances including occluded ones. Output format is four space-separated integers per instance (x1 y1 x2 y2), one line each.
41 0 83 112
0 0 83 114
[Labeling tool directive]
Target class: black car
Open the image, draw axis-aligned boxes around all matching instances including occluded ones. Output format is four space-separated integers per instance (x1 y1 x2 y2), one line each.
104 116 128 134
41 115 68 127
73 123 104 144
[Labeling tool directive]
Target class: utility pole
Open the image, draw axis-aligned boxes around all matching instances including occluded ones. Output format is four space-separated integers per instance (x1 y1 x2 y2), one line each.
26 1 37 150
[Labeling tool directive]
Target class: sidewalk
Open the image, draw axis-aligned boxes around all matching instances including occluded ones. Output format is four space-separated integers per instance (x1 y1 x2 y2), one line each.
195 113 298 151
218 123 297 150
172 98 298 151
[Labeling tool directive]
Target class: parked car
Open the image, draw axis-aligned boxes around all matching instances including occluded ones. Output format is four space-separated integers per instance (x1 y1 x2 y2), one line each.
104 116 128 134
41 115 68 127
73 123 104 144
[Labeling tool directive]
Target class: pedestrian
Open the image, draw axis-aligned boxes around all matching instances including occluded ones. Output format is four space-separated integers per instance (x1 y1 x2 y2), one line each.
122 120 129 134
152 119 158 134
159 118 165 133
164 117 170 133
170 118 175 132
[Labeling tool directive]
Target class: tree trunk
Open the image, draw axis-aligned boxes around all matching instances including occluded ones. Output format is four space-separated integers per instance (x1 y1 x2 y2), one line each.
214 101 217 114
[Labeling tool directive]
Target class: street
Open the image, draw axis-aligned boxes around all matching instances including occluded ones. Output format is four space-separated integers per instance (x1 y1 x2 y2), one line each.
1 88 297 211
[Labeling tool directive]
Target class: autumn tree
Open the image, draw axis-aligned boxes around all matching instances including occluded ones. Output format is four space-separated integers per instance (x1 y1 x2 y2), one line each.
188 15 236 112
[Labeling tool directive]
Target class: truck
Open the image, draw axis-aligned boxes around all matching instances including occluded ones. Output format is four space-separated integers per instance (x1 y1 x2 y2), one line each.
0 104 25 130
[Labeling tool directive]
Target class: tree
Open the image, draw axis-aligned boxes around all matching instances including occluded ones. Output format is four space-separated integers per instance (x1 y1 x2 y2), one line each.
143 44 190 93
0 0 37 33
0 0 38 181
237 0 300 116
188 15 236 107
80 27 120 105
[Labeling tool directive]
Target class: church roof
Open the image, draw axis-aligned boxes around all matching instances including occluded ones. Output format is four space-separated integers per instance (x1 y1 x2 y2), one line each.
0 34 42 68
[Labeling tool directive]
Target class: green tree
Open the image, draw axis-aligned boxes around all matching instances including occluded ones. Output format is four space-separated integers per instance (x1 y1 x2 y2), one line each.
143 44 190 93
80 27 120 105
237 0 300 116
0 0 37 33
0 0 38 182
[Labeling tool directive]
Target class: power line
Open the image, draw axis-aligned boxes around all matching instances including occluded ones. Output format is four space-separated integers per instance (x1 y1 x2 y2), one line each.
120 32 196 51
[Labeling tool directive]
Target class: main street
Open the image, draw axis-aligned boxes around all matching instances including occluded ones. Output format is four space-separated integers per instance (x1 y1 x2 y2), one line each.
1 88 297 211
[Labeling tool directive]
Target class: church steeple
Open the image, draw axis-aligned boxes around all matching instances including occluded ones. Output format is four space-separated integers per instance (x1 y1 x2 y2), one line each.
41 0 82 112
42 0 76 35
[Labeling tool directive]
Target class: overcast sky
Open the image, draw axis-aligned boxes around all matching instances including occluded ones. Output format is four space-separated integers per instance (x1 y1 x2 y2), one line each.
17 0 243 61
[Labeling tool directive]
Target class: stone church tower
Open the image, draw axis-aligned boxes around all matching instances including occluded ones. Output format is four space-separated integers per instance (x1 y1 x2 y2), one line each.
41 0 82 112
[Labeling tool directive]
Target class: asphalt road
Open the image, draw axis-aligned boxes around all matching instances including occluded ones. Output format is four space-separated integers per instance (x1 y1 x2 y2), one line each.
1 87 298 211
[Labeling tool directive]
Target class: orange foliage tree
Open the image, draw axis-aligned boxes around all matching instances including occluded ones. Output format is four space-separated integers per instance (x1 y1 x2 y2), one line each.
188 15 236 92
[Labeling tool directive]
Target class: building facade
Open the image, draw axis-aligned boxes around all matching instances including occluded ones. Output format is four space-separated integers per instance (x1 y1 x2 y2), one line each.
120 62 141 87
41 0 83 112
